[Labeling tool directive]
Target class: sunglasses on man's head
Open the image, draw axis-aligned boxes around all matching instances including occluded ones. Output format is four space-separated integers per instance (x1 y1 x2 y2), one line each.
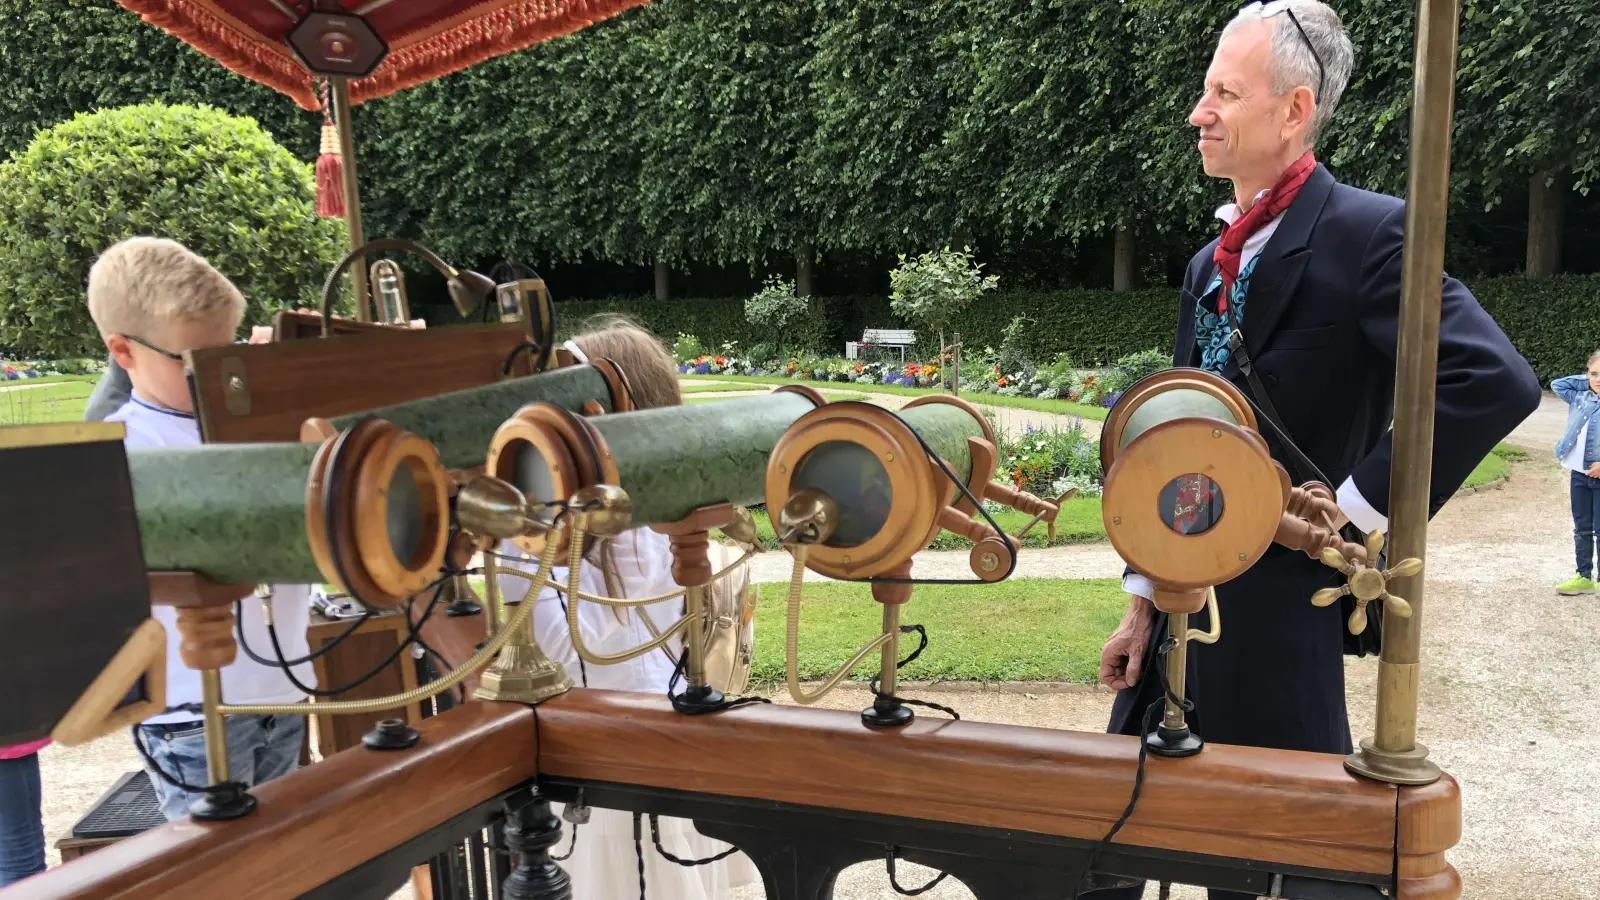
120 334 184 361
1238 0 1328 104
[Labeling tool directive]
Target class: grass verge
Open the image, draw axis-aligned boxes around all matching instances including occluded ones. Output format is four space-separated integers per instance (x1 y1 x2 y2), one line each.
0 380 94 424
745 498 1105 551
682 373 1108 421
1464 442 1526 489
749 577 1125 684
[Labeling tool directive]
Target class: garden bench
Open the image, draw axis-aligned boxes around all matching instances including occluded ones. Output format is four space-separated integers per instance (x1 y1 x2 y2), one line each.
850 328 918 364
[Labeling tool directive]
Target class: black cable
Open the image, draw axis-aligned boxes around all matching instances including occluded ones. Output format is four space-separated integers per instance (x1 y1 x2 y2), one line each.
552 824 579 862
868 624 961 721
248 574 452 697
131 724 244 797
1070 636 1190 899
649 814 741 866
885 846 949 896
634 813 648 900
499 340 540 376
665 646 771 715
234 599 370 668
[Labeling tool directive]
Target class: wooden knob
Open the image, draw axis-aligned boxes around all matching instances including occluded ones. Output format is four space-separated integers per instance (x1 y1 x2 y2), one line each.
176 605 238 671
667 531 713 588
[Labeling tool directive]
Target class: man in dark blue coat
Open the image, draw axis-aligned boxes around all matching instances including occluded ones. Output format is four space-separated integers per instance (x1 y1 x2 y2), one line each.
1091 3 1539 897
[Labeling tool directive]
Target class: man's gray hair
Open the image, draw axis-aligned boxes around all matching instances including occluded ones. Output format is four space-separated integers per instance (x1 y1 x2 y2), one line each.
1224 1 1354 145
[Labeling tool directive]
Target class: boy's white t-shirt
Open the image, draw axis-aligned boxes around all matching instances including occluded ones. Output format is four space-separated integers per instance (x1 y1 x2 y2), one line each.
108 394 316 725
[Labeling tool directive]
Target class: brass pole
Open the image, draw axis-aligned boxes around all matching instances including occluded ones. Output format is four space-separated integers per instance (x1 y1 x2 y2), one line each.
878 602 902 699
683 584 710 690
331 78 372 323
1345 0 1459 787
1161 613 1189 733
200 668 230 784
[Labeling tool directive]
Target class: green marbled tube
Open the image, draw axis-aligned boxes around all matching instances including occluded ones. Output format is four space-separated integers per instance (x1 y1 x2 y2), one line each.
893 402 984 482
127 442 324 584
328 365 613 470
585 392 821 526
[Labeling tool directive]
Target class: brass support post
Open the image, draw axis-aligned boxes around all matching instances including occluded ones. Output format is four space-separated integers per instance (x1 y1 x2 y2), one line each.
877 602 901 700
474 551 573 705
1161 613 1189 733
200 667 230 784
1346 0 1459 788
331 78 371 323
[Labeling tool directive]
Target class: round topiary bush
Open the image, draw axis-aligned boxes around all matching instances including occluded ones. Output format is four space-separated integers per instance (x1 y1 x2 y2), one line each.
0 102 344 357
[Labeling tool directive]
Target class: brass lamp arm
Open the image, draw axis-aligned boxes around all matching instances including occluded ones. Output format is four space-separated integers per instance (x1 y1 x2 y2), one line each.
784 546 892 705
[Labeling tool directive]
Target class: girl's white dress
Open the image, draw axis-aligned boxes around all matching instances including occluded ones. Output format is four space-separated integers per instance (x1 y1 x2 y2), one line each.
496 529 761 899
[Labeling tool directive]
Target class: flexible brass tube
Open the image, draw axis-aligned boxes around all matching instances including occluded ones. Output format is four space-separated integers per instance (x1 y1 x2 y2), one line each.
784 546 891 705
1186 587 1221 644
538 547 755 608
217 524 567 716
560 513 697 665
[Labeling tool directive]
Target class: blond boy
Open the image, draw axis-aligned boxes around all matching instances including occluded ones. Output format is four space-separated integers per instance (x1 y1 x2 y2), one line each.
87 237 316 819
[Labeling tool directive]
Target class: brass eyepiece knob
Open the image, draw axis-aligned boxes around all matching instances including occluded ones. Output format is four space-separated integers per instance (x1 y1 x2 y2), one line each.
1310 529 1420 635
456 475 543 540
778 488 839 546
568 484 633 537
721 506 763 550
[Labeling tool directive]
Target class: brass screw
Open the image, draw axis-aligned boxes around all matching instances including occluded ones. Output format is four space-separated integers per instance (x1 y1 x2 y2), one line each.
1212 429 1221 438
1238 552 1247 560
886 453 895 462
777 464 787 474
979 551 999 571
1112 516 1122 525
228 375 245 393
842 555 852 563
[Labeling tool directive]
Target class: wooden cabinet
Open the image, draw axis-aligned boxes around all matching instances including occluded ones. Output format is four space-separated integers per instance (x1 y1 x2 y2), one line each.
305 610 421 757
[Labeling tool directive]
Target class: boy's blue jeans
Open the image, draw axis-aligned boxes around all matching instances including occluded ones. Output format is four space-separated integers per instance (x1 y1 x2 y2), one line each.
0 753 45 887
1573 471 1600 579
137 711 305 820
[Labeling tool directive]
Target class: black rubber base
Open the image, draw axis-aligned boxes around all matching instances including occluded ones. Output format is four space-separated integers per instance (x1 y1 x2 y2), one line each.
1145 724 1204 758
363 718 421 751
188 783 258 821
861 699 915 728
446 598 483 617
673 686 727 714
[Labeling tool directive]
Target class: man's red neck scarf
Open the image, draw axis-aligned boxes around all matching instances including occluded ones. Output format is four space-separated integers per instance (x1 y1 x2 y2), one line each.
1213 151 1316 314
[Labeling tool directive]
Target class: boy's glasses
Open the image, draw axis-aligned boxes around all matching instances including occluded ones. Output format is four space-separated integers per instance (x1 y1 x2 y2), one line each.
1240 1 1327 104
120 334 184 361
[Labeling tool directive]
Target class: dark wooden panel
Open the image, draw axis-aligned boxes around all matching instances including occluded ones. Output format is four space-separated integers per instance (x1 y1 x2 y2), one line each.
270 310 405 341
16 702 536 900
187 323 533 444
0 434 149 746
306 613 420 757
534 689 1400 877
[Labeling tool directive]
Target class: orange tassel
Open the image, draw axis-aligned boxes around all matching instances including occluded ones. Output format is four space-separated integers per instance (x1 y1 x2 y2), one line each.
315 122 344 218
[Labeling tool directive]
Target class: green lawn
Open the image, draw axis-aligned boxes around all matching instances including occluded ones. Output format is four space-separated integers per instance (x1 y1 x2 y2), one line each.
1464 442 1526 489
0 379 95 424
682 373 1109 421
749 577 1126 685
680 382 767 394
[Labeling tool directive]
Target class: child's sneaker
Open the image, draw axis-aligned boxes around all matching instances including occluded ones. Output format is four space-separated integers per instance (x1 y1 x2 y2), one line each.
1556 574 1595 595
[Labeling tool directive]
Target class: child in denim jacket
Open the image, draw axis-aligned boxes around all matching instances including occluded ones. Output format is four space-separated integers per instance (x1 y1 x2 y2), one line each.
1551 350 1600 594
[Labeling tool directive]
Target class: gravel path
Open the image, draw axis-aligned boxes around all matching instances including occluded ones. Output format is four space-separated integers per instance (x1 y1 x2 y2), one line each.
28 396 1591 899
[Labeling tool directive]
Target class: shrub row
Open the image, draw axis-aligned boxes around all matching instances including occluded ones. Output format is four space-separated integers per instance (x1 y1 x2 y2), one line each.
555 274 1600 382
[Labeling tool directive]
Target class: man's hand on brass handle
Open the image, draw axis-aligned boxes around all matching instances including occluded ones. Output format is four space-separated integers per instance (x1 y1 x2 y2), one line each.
1311 529 1421 635
1099 595 1153 690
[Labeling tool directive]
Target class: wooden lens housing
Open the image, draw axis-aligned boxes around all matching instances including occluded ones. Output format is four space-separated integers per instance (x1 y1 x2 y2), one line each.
485 402 618 557
305 418 451 608
1102 417 1285 611
765 401 985 580
1100 367 1257 474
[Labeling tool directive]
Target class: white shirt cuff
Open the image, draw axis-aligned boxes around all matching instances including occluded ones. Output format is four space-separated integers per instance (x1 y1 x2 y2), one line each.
1121 572 1155 600
1336 477 1387 536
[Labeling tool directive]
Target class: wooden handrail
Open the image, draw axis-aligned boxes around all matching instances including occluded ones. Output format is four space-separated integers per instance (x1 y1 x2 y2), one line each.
7 702 535 900
534 689 1403 877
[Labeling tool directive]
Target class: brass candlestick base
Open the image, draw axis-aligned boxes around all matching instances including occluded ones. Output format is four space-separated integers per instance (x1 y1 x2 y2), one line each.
1345 738 1442 786
474 637 573 705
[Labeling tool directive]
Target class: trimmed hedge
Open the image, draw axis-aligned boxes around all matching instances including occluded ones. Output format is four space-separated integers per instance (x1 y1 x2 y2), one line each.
560 274 1600 383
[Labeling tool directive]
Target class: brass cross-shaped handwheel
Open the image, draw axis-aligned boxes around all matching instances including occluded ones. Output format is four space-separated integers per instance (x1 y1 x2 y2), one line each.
1310 529 1421 635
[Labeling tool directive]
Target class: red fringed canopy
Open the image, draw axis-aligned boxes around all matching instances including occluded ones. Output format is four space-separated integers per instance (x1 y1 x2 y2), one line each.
113 0 649 110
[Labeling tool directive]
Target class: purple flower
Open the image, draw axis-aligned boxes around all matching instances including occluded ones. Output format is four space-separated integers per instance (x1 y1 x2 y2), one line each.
899 375 916 387
1103 391 1123 408
694 362 711 374
678 363 691 374
1024 422 1035 434
882 372 898 384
